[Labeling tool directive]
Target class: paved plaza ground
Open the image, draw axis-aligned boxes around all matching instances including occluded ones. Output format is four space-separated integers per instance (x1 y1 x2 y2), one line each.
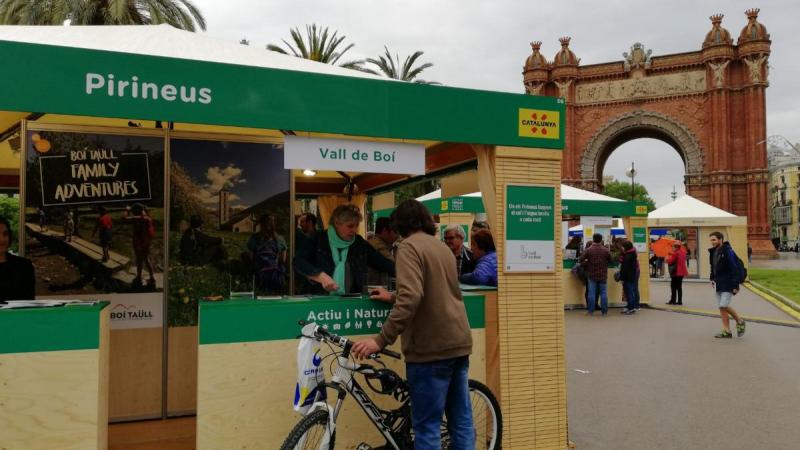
566 282 800 450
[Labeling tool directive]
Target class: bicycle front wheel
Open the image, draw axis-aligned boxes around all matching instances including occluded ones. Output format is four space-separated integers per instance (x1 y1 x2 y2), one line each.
468 379 502 450
279 409 336 450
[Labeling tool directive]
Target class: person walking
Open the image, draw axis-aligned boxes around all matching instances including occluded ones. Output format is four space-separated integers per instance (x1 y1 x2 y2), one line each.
353 200 474 450
619 241 641 314
666 241 689 305
708 231 746 339
579 233 612 315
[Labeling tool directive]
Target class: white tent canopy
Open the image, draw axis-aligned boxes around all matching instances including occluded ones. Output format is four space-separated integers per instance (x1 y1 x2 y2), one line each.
0 24 383 80
416 185 623 203
648 195 737 219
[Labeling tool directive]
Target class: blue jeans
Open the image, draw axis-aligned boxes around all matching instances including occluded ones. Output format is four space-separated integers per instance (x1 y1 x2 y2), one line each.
406 356 474 450
624 275 640 310
587 280 608 314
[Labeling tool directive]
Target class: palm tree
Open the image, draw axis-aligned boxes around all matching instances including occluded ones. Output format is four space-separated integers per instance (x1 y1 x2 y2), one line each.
362 46 438 84
0 0 206 31
267 24 363 70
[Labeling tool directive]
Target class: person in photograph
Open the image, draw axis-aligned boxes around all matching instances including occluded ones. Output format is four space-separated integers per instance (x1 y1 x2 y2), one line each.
122 203 156 289
63 208 75 242
352 199 474 450
666 241 688 305
248 214 288 293
294 204 394 295
37 206 47 232
179 215 226 267
459 229 498 287
444 224 475 277
91 206 113 263
0 216 35 301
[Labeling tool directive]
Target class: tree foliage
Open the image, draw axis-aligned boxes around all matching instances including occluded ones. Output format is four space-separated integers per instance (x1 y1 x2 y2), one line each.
362 46 438 84
602 178 657 211
0 0 206 30
0 194 19 252
267 24 363 69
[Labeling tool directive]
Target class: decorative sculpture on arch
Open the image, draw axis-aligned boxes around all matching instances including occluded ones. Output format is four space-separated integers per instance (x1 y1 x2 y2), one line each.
622 42 652 71
744 54 768 83
554 79 573 100
707 60 730 87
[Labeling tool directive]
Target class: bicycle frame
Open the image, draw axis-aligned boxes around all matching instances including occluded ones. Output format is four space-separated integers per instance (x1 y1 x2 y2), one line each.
309 353 407 450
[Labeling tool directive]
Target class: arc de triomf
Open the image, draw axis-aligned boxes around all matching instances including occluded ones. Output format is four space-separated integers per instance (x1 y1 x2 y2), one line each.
523 9 772 254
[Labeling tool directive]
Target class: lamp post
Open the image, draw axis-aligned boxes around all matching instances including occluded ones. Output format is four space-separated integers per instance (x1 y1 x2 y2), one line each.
625 162 637 202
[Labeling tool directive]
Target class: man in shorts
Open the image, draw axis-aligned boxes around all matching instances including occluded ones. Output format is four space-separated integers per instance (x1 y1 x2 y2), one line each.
708 231 746 338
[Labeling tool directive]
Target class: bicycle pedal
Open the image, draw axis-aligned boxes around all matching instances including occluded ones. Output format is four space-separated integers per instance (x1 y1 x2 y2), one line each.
355 443 374 450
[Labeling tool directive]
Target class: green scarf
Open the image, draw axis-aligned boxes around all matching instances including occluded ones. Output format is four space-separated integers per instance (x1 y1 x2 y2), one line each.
327 226 355 294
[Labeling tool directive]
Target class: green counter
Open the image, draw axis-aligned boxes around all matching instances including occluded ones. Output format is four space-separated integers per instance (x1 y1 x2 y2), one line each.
199 294 486 345
0 302 109 354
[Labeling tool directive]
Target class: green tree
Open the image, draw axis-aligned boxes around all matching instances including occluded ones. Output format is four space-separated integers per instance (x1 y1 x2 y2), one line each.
0 194 19 252
267 24 363 69
0 0 206 31
362 46 439 84
602 178 657 211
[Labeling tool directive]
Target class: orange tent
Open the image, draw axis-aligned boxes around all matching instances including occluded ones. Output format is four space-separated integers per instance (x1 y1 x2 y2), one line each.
651 237 678 258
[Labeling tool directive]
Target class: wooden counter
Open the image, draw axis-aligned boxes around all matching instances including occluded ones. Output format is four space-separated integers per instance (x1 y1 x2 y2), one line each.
0 302 110 450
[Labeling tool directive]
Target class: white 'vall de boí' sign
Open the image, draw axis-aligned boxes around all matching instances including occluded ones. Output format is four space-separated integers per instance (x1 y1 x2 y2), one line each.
284 136 425 175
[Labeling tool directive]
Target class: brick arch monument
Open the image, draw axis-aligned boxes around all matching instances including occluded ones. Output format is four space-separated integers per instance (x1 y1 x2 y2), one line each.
523 9 773 254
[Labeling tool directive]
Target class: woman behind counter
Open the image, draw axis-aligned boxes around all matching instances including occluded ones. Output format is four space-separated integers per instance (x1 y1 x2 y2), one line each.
0 216 36 301
460 229 498 287
294 204 394 295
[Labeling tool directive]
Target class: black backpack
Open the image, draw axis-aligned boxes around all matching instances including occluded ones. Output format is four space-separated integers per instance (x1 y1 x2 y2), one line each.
733 253 748 284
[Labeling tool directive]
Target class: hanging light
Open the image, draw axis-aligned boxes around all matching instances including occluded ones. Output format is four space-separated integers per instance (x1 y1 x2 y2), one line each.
303 169 317 177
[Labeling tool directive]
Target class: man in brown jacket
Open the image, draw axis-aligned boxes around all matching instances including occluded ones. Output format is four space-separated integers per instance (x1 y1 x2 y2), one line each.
353 200 474 450
579 233 612 315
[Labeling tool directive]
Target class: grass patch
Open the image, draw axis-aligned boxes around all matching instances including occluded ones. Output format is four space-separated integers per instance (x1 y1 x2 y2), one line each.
749 268 800 307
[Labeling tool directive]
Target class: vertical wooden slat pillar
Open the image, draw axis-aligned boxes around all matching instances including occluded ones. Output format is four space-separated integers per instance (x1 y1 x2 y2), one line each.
494 146 568 450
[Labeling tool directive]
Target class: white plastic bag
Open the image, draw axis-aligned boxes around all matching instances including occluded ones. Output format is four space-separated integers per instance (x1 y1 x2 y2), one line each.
293 322 325 413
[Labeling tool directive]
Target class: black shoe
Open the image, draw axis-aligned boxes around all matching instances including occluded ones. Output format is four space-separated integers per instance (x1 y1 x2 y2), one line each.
666 301 676 305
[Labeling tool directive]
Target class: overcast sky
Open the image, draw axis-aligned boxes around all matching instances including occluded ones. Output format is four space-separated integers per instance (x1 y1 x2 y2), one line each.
193 0 799 207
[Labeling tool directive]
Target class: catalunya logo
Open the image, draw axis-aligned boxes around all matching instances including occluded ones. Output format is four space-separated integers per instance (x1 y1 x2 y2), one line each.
518 109 560 139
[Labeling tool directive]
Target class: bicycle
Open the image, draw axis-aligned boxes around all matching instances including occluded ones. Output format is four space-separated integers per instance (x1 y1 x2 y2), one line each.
280 320 502 450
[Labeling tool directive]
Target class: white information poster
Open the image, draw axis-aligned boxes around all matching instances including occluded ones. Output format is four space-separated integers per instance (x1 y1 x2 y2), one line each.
284 135 425 175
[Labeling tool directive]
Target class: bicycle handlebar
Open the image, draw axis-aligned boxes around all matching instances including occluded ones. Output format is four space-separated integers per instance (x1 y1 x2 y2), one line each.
298 320 401 360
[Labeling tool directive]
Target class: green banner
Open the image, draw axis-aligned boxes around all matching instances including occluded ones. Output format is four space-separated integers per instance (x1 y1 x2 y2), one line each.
199 294 486 345
506 185 555 241
504 185 556 271
0 40 565 149
633 227 647 243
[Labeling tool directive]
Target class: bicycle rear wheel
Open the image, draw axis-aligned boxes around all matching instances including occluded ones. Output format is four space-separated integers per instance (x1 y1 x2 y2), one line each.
279 409 336 450
468 379 502 450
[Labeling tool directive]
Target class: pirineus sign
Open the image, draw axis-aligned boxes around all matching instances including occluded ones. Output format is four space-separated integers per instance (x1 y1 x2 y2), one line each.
284 136 425 175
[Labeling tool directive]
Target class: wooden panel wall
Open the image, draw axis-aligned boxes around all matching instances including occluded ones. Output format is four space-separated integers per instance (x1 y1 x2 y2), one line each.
0 314 109 450
494 147 568 450
109 328 163 420
167 326 199 415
